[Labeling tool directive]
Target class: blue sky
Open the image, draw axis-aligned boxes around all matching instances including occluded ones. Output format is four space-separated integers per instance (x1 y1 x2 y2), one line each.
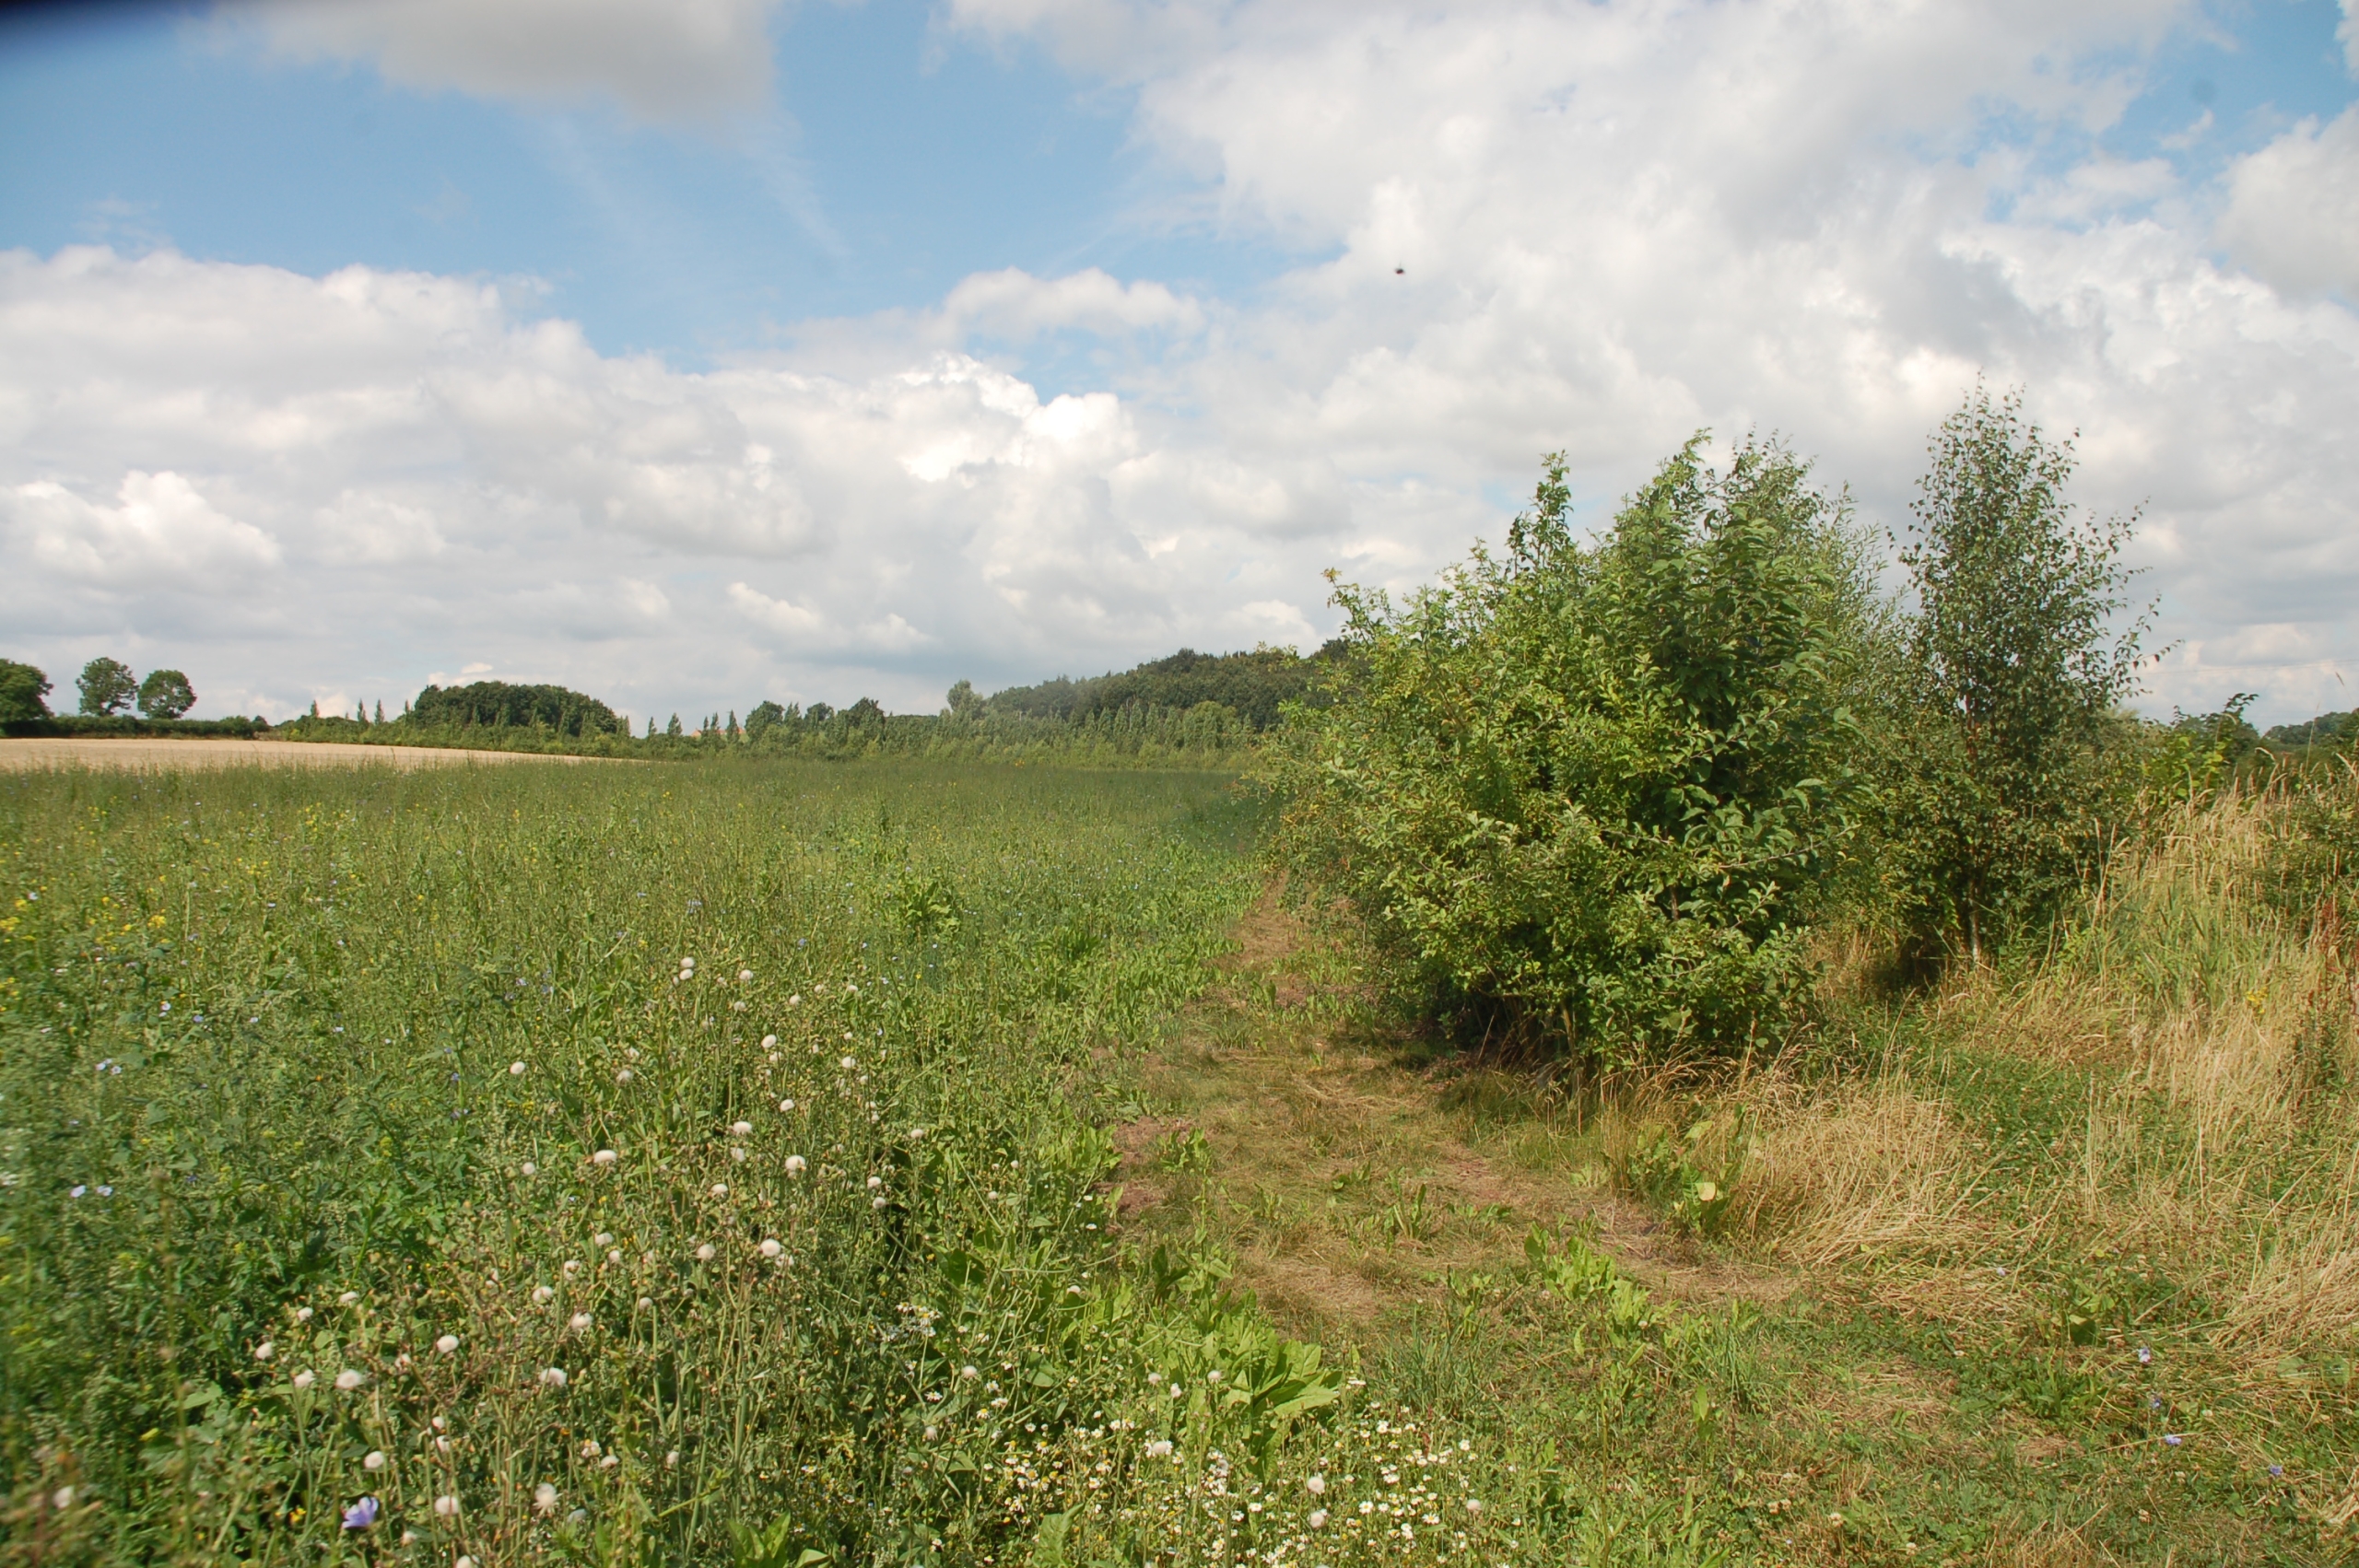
1 0 2354 725
1 1 1307 368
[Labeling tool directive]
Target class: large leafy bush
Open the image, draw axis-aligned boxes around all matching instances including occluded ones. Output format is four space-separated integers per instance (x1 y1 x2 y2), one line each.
1272 438 1880 1065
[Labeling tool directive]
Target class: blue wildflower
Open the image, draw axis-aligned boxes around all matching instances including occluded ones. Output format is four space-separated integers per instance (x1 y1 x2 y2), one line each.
342 1496 380 1530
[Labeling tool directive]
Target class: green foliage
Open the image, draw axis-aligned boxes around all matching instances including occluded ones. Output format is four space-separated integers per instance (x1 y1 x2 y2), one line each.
0 659 53 722
135 667 196 720
0 759 1333 1562
1272 438 1878 1064
76 656 137 717
745 699 787 742
409 680 625 737
983 647 1337 732
1890 384 2149 962
2265 708 2358 753
1611 1113 1746 1237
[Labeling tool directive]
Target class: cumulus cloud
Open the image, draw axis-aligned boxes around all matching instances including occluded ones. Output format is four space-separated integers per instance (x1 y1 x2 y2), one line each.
6 471 281 590
935 0 2359 721
2218 108 2359 299
9 0 2359 724
229 0 784 120
0 246 1332 719
940 268 1205 341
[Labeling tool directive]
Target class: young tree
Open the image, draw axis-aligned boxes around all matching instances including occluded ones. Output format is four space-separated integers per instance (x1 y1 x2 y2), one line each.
945 679 983 720
1895 384 2148 963
136 669 196 720
77 657 137 716
745 700 786 742
0 659 53 722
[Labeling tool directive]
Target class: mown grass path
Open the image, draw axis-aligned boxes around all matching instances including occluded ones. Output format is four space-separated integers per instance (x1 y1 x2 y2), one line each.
1104 885 2355 1566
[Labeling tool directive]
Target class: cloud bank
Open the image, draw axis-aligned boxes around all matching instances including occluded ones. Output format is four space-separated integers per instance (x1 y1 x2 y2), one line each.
229 0 788 121
6 0 2356 723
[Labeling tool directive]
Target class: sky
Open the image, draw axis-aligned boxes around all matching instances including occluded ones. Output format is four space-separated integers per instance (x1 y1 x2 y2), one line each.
1 0 2354 729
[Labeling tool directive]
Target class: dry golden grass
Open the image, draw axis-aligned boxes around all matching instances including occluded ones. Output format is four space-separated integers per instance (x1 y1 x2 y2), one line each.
1714 783 2359 1388
0 738 619 771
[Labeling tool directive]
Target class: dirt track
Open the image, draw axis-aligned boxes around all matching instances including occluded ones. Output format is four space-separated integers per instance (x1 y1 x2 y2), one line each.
0 739 618 772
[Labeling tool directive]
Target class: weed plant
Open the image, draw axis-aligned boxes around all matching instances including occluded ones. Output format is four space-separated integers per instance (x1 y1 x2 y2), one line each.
0 761 1349 1564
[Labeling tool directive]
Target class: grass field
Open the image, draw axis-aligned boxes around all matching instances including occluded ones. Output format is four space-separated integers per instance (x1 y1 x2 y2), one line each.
4 758 2355 1565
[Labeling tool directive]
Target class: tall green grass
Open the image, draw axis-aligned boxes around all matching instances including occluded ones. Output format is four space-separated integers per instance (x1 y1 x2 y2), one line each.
0 761 1332 1562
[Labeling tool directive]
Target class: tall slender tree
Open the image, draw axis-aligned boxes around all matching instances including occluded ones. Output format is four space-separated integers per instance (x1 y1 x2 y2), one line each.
1896 384 2149 963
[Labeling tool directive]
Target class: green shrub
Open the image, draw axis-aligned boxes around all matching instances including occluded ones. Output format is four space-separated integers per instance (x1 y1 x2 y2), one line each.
0 660 52 722
1271 438 1882 1066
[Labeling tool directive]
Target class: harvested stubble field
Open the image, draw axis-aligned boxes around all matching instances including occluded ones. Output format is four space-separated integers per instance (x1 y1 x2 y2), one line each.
2 757 2354 1566
0 741 614 773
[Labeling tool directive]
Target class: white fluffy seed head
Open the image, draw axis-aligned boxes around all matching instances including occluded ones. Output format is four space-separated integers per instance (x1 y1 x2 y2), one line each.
759 1238 782 1258
533 1285 555 1304
731 1120 752 1136
534 1483 558 1515
540 1367 567 1388
510 1061 526 1076
432 1494 460 1518
363 1450 387 1470
1307 1475 1326 1495
253 1340 275 1362
293 1369 316 1389
592 1149 616 1166
784 1155 806 1176
866 1176 883 1190
334 1369 364 1391
436 1335 460 1355
710 1183 729 1199
696 1244 716 1262
739 969 754 982
569 1313 593 1331
338 1291 359 1305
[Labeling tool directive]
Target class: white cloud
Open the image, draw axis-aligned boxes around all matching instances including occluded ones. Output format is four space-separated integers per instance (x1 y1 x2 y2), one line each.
0 246 1335 718
2218 107 2359 299
935 0 2359 722
9 1 2359 726
940 268 1205 341
6 471 281 589
229 0 784 121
